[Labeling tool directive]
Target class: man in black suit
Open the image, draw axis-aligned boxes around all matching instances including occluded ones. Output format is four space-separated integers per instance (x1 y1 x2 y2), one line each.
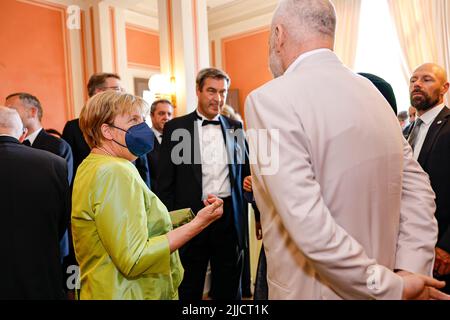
62 72 150 188
147 99 174 192
358 72 398 114
5 92 73 269
408 63 450 293
158 68 250 300
0 106 70 299
5 93 73 182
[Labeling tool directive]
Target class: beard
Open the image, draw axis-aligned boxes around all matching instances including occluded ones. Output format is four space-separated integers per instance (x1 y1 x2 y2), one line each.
410 90 440 112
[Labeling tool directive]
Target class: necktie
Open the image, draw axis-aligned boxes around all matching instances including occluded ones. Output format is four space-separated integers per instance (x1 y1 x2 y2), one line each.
407 118 424 151
22 139 31 147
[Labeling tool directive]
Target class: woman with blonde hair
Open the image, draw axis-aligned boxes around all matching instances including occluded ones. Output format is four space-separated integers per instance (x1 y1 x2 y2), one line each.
72 91 223 299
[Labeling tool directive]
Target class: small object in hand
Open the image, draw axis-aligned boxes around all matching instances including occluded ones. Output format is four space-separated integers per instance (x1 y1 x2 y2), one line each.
169 208 195 228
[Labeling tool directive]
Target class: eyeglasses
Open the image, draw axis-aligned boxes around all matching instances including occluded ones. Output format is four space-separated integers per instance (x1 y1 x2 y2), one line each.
100 86 124 92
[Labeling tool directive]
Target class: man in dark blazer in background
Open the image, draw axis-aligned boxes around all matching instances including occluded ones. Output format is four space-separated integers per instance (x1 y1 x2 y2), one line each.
403 106 417 138
408 63 450 293
358 72 398 115
62 72 150 187
148 99 174 192
5 92 73 270
158 68 250 300
5 93 73 182
0 106 70 299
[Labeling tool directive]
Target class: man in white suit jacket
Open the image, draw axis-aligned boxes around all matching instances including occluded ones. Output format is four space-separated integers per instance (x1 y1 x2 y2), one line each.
245 0 448 300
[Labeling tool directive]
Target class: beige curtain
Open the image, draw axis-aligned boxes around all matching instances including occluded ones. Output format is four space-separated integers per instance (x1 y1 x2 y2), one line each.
331 0 362 69
388 0 450 103
435 1 450 94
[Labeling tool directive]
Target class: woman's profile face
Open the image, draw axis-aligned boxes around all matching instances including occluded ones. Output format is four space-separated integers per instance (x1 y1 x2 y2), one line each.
107 109 145 161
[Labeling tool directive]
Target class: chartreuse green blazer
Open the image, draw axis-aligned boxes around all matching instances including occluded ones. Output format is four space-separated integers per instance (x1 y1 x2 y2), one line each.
72 153 183 300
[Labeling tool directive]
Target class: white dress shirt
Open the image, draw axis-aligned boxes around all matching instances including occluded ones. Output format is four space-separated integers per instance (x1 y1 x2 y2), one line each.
196 110 231 199
413 103 445 160
24 127 42 146
152 127 163 145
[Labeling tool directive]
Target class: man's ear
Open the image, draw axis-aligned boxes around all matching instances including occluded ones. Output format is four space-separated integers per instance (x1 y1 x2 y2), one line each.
274 24 286 52
18 127 28 143
28 106 38 119
100 123 113 141
441 82 450 96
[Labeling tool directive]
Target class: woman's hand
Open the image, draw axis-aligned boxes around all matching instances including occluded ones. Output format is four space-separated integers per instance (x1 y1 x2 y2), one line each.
167 195 223 253
195 195 224 229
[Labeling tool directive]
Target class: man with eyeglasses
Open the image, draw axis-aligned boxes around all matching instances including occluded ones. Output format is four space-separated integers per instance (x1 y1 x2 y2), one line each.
62 73 123 179
63 73 150 186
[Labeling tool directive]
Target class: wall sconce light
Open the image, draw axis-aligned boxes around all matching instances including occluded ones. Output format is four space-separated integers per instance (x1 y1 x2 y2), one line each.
148 74 177 107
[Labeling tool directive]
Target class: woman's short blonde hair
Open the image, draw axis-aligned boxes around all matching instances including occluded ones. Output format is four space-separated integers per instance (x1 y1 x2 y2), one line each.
80 91 150 148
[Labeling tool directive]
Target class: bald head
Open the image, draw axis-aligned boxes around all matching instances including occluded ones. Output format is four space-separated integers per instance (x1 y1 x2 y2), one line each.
269 0 336 77
0 106 24 139
413 63 448 83
409 63 449 114
273 0 336 40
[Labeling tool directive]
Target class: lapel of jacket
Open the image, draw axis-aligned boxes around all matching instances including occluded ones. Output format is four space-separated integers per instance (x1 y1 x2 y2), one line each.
32 128 46 147
220 115 237 188
418 106 450 167
153 135 161 152
189 111 203 188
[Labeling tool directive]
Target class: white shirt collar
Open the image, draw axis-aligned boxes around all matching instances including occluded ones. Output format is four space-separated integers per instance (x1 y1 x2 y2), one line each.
152 127 163 144
25 127 42 146
196 109 220 121
285 48 333 75
418 103 445 126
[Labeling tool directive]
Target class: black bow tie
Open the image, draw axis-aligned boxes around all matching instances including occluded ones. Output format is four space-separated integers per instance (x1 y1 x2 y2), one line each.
196 114 221 127
22 140 31 146
202 120 221 127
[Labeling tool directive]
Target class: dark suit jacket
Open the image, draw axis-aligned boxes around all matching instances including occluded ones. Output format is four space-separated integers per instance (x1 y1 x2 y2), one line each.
147 135 161 192
403 122 413 138
0 136 70 299
157 111 250 248
416 107 450 253
62 118 151 188
62 119 90 182
33 129 74 184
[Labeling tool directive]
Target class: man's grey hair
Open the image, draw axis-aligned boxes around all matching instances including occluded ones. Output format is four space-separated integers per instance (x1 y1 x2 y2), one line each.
0 106 24 139
6 92 43 121
273 0 336 41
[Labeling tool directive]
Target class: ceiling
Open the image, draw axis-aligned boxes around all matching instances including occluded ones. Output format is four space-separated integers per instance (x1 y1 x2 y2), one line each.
122 0 243 17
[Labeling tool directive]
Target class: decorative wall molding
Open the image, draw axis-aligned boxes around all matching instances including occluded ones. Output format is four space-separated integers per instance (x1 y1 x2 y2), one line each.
17 0 75 121
208 0 277 31
125 23 159 35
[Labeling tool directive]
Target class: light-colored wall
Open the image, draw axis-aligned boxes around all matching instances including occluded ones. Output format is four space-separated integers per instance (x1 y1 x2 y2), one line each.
209 3 275 123
122 9 160 96
222 28 272 120
126 25 160 69
0 0 78 132
1 0 162 130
